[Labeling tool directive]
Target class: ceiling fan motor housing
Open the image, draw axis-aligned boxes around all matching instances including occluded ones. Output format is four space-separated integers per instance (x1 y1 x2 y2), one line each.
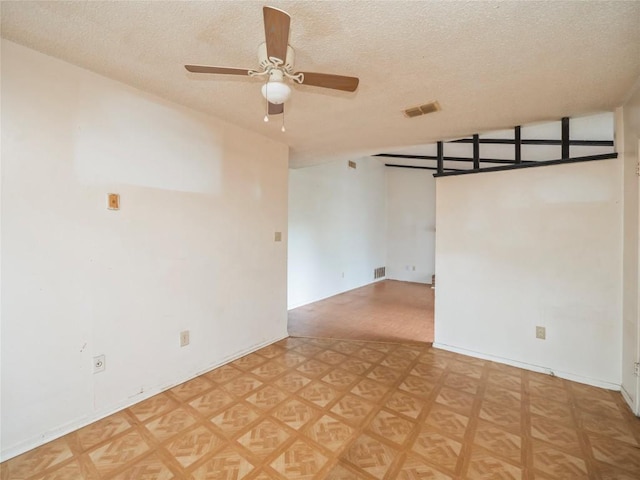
258 42 295 72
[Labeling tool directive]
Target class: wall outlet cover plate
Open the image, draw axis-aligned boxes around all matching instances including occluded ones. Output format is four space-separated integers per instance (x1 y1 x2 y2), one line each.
93 354 106 373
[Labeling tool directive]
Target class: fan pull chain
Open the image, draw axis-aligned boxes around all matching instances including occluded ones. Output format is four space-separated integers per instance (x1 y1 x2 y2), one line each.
263 81 269 122
281 109 286 133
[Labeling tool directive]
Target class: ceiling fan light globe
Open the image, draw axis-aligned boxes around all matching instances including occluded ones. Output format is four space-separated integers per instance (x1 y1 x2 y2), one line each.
261 81 291 105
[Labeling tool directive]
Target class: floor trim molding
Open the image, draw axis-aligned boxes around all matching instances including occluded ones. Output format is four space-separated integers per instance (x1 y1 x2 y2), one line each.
433 342 621 391
621 384 639 416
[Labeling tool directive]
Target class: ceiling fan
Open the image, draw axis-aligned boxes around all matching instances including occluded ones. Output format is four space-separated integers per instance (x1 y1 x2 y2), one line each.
185 6 359 129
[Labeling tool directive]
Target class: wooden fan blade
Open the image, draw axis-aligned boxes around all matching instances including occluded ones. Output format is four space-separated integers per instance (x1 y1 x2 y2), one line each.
263 6 290 63
296 72 359 92
185 65 251 76
268 102 284 115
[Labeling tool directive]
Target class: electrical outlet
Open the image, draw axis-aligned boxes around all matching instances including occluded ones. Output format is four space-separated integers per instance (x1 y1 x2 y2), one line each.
93 354 106 374
536 326 546 340
180 330 190 347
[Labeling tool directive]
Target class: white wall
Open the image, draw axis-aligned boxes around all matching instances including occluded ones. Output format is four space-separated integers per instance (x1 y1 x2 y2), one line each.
619 79 640 412
0 40 289 460
288 159 386 309
434 159 623 388
386 168 436 283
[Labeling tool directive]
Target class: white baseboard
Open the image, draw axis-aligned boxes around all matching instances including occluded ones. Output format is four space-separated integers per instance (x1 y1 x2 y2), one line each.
620 384 639 415
433 342 621 391
0 334 288 462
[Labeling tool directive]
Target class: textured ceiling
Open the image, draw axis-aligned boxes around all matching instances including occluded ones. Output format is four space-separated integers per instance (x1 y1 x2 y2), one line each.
2 1 639 168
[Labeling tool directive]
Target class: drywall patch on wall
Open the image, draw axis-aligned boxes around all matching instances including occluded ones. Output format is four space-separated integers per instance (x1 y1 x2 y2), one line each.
0 40 288 460
386 168 436 283
74 78 223 194
434 158 623 387
288 159 386 309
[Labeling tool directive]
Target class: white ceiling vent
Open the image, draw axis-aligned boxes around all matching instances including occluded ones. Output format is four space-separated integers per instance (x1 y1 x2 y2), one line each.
404 101 441 118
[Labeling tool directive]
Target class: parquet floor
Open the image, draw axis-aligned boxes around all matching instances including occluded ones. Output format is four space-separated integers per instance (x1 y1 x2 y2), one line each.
288 280 434 344
3 337 640 479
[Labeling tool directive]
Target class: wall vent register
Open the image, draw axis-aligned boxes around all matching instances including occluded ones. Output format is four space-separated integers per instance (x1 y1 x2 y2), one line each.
374 266 386 279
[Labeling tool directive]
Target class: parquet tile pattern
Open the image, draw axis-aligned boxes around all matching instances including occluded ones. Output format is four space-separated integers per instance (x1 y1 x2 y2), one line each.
3 337 640 479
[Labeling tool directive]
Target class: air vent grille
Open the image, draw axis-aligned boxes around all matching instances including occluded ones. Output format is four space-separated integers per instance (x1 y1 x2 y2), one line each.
374 267 386 279
403 101 441 118
348 160 357 169
404 107 423 118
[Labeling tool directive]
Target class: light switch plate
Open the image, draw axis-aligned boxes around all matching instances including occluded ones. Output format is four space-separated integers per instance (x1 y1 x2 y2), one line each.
274 232 282 242
180 330 190 347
